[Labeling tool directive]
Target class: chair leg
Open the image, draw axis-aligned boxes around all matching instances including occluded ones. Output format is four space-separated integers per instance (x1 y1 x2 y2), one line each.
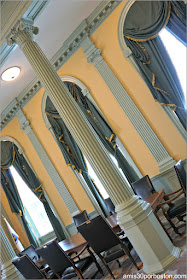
116 259 121 268
154 211 173 242
87 247 104 275
166 215 181 235
162 210 181 235
97 254 115 279
128 252 139 271
121 245 139 271
104 263 115 279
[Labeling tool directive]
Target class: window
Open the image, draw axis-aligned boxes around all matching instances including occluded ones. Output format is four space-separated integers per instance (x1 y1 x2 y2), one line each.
10 166 53 237
84 158 109 199
159 28 186 99
85 152 129 200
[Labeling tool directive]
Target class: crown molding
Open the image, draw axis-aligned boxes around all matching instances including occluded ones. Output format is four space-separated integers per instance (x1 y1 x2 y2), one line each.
1 0 121 130
1 0 49 66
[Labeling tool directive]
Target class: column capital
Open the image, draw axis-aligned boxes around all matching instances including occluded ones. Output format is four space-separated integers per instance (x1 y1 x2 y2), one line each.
7 19 39 48
16 109 32 134
81 36 103 67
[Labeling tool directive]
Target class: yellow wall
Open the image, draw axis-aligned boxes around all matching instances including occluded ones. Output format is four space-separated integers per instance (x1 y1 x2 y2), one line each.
1 187 30 248
1 101 94 228
1 1 186 245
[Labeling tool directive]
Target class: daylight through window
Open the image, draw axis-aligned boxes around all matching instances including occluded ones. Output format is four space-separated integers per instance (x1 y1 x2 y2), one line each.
10 166 53 237
159 28 186 103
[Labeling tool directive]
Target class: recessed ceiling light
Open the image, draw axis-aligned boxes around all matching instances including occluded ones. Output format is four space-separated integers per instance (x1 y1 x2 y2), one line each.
1 66 21 81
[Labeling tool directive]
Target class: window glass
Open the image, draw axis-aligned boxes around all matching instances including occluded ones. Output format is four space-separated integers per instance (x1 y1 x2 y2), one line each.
159 28 186 99
10 166 53 236
84 158 109 199
85 152 129 200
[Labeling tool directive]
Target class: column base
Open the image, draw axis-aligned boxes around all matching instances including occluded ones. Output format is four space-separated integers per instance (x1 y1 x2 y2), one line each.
143 246 181 274
158 157 176 173
1 260 24 280
115 196 181 274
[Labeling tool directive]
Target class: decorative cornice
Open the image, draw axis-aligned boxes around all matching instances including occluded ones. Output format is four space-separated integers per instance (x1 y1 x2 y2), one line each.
1 0 121 130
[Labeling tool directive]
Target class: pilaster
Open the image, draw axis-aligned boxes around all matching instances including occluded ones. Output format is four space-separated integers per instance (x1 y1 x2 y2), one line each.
81 37 176 173
0 225 23 279
16 108 79 222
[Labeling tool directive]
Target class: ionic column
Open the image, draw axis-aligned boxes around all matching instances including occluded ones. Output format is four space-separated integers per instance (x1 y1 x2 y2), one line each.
16 108 79 222
7 19 180 273
81 37 176 172
0 225 23 279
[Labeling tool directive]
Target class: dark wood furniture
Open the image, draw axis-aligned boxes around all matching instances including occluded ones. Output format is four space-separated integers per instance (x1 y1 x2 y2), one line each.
59 190 170 255
37 239 103 279
78 215 139 279
12 255 47 279
105 197 115 215
59 232 87 255
72 210 89 227
132 175 156 199
174 160 186 195
144 189 165 210
19 244 47 270
157 161 186 234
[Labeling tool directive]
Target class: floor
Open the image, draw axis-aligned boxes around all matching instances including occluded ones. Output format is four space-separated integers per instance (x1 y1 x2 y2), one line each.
83 216 186 279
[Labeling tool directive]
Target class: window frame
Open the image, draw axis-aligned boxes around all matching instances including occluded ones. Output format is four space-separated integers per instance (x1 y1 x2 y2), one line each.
41 76 141 213
0 136 56 245
117 0 187 141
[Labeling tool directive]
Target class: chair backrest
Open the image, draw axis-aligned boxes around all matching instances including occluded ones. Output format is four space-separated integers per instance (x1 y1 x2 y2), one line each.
12 255 45 279
78 215 120 254
36 240 73 274
19 244 39 263
174 160 186 194
132 175 156 199
105 197 115 215
73 210 89 227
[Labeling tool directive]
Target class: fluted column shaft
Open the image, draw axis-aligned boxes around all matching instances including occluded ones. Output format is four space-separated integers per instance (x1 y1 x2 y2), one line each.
9 24 133 207
81 37 176 172
16 108 79 220
0 225 23 279
7 20 180 274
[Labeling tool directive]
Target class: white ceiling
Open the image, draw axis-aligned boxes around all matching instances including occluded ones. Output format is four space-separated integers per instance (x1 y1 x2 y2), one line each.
0 0 100 114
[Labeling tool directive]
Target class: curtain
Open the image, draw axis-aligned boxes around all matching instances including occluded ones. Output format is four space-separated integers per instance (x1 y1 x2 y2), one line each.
167 1 186 45
1 142 38 247
1 141 66 242
123 1 186 129
64 81 139 183
45 97 110 217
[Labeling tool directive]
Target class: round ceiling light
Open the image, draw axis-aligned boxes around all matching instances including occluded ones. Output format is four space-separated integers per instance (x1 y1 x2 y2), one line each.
1 66 21 81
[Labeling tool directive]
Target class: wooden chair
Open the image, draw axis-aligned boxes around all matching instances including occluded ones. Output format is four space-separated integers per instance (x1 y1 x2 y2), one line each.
105 197 115 215
131 175 156 199
19 244 39 263
36 239 103 279
12 255 47 279
78 215 139 279
174 160 186 195
72 210 89 227
157 161 186 234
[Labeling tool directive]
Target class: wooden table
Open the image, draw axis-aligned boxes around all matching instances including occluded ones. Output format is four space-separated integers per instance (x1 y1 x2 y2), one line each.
59 189 171 254
143 189 172 241
144 189 165 210
59 232 87 254
106 189 166 232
